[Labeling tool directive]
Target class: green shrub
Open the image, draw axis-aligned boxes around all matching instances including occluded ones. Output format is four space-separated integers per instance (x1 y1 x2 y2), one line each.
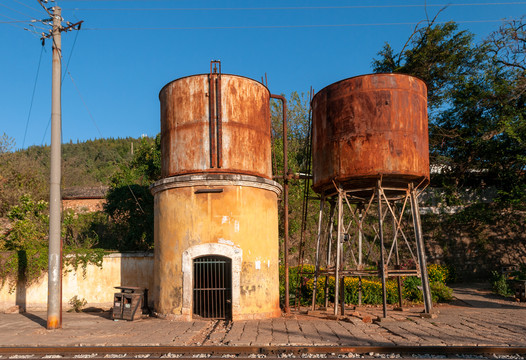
68 296 87 312
403 276 423 302
280 264 454 307
427 264 450 284
0 195 106 291
491 271 513 297
430 282 454 302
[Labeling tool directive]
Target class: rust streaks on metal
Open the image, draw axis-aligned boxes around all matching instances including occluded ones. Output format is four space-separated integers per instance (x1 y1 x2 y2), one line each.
159 73 272 180
311 74 430 193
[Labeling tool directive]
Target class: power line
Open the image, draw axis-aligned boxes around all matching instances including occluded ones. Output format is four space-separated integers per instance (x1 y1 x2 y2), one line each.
11 0 43 14
22 45 45 149
62 27 79 77
63 2 526 11
0 13 27 29
58 0 189 1
67 71 103 138
59 52 107 147
0 2 34 19
83 19 516 31
0 19 30 23
41 28 80 145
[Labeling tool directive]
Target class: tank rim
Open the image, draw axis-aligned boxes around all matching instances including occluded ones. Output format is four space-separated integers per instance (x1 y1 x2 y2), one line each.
311 72 428 105
159 73 270 100
150 173 283 196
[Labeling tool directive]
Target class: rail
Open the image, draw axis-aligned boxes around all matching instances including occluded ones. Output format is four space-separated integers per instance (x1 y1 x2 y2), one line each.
1 345 525 359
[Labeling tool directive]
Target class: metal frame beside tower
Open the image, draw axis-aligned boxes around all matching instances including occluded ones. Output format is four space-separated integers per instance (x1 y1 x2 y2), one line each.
310 178 433 317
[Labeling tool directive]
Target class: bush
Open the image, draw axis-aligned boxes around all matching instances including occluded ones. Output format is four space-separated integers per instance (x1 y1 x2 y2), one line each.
427 264 450 284
0 195 106 291
430 282 454 302
402 276 423 302
68 296 87 312
491 271 513 297
280 263 454 307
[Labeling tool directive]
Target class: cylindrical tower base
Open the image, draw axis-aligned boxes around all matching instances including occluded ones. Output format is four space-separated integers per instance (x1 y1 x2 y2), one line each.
151 174 282 321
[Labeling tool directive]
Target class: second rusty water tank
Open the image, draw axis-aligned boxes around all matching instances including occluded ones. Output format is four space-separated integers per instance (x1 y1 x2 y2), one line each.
159 74 271 179
311 74 430 193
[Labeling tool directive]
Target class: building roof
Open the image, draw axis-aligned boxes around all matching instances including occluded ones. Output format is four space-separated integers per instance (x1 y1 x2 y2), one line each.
62 186 109 200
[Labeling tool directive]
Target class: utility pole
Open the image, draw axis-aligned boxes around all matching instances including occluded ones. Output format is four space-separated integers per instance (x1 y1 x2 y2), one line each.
47 4 62 330
37 0 82 330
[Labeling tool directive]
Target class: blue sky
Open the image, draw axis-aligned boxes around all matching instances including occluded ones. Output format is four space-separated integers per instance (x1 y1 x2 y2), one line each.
1 0 524 150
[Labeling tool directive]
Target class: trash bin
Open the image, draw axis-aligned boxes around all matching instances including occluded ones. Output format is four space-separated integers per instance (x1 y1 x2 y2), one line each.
112 293 124 320
112 286 148 321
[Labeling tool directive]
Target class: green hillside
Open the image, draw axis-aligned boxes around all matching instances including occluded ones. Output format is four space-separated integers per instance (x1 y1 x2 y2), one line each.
0 137 145 216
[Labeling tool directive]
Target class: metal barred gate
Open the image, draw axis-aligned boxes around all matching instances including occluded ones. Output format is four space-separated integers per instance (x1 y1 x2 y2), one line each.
193 255 232 320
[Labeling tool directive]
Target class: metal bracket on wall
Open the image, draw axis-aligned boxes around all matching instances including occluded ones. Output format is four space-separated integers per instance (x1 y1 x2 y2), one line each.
194 189 224 194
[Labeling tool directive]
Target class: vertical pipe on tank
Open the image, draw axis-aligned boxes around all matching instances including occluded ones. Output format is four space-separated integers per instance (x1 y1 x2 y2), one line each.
208 72 217 168
410 183 433 314
216 72 222 168
271 94 289 313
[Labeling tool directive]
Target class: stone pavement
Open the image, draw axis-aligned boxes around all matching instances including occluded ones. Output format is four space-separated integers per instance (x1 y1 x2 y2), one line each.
0 284 525 347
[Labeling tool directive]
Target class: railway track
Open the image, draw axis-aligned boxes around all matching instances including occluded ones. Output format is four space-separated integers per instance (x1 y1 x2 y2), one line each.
0 346 525 359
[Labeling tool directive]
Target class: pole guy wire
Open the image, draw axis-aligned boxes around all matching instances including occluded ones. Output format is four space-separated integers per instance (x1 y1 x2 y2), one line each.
41 28 79 145
22 45 45 149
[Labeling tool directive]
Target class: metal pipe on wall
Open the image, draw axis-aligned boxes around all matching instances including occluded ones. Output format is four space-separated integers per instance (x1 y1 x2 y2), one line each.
270 94 289 314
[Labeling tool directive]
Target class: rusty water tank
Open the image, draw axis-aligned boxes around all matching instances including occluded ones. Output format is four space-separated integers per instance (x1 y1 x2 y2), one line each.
311 74 430 194
159 74 271 179
152 68 282 321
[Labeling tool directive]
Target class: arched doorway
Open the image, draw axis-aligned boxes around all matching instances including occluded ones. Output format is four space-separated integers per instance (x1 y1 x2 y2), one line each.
193 255 232 320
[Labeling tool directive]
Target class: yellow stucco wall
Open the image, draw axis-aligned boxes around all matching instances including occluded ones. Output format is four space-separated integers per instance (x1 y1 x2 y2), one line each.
0 253 153 311
153 184 280 320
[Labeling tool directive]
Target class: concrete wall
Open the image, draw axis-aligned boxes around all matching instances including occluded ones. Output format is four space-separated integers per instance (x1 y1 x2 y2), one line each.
0 253 153 312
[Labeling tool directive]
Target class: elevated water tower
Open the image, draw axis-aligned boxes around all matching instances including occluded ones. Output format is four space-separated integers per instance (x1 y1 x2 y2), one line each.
310 74 433 317
151 62 283 321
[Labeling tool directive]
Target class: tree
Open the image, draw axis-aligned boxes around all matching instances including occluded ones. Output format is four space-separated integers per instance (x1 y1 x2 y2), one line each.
271 92 319 262
0 133 14 154
372 18 526 205
103 135 161 251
